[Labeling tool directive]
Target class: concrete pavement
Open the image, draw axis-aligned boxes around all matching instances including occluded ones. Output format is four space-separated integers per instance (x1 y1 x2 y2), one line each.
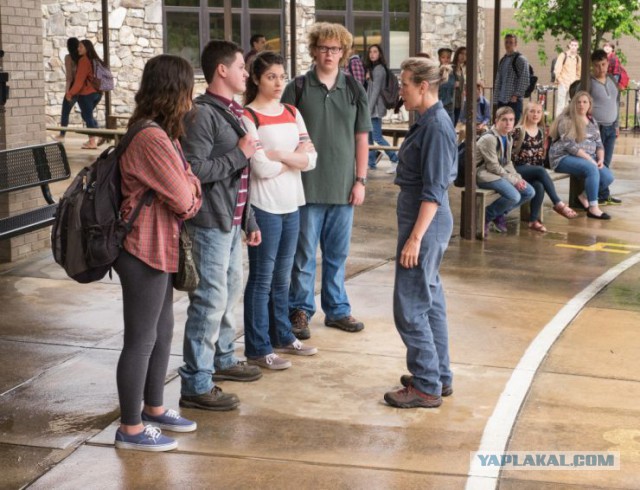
1 133 640 489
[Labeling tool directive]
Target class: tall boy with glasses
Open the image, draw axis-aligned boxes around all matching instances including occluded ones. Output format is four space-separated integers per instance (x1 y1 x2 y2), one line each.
282 22 371 340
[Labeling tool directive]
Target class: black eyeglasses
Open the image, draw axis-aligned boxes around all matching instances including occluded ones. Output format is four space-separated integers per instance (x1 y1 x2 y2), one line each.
316 45 343 55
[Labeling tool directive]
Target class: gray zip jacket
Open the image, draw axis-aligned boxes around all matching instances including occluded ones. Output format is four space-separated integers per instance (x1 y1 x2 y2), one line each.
181 93 258 232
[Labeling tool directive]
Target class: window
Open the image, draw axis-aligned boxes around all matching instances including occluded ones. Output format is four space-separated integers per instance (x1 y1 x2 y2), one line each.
315 0 410 70
164 0 283 69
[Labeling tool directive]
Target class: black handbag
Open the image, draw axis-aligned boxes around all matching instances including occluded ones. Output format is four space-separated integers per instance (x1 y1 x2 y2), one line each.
173 225 199 292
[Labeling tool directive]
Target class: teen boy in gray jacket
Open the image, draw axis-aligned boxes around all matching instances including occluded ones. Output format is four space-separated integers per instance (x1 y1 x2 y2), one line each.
179 40 262 413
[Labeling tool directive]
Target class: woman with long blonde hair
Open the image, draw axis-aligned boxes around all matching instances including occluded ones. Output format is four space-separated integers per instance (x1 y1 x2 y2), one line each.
512 101 577 232
548 91 614 219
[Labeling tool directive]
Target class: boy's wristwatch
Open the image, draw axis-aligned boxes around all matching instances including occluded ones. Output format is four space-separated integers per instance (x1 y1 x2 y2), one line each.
355 176 368 186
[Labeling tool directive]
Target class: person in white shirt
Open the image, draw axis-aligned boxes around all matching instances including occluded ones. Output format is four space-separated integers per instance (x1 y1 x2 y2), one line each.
241 51 319 370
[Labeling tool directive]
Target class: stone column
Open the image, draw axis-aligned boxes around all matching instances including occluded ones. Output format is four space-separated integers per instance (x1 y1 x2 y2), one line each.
42 0 164 127
421 0 486 80
0 0 49 262
284 0 315 76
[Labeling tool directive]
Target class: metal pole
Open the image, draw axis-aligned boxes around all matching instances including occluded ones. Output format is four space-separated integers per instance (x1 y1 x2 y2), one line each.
290 0 297 77
461 0 479 239
492 0 501 101
409 0 419 57
101 0 111 121
224 0 232 42
580 0 592 92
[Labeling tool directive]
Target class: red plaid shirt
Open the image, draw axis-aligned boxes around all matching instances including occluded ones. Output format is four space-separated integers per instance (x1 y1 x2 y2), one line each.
207 91 249 226
120 126 202 272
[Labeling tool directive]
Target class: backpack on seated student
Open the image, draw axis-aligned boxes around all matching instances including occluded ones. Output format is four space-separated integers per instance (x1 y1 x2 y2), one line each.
454 135 501 188
51 121 154 283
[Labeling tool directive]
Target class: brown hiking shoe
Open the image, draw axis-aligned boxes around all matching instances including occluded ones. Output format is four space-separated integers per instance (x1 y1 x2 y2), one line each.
179 386 239 411
324 315 364 333
400 375 453 397
290 309 310 340
212 361 263 382
384 385 442 408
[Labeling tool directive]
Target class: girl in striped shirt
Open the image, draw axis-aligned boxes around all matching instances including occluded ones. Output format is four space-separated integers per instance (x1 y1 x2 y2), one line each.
241 51 318 370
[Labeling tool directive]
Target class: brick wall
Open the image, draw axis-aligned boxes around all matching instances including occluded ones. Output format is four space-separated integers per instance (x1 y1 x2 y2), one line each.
0 0 48 262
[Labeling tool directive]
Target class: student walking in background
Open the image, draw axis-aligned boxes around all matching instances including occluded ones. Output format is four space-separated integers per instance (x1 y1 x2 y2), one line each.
494 34 530 122
384 57 457 409
365 44 399 171
65 40 104 150
437 47 455 123
452 46 466 125
55 37 80 142
554 40 581 116
114 54 202 452
241 51 318 370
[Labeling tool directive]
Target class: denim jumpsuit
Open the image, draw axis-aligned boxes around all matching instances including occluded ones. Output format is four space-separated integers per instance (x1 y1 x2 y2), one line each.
393 100 457 397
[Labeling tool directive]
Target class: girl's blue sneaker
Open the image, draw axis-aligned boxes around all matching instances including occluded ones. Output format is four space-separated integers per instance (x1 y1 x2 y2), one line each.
115 425 177 452
141 409 197 433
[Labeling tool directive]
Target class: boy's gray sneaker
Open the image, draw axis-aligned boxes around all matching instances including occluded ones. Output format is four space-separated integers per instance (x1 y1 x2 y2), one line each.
179 386 239 411
274 339 318 356
248 353 292 370
212 361 263 382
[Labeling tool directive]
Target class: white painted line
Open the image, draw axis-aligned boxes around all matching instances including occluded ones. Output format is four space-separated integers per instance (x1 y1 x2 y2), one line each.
466 252 640 490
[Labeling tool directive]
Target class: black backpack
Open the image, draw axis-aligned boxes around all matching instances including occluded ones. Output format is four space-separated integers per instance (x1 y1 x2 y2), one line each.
380 67 401 109
454 135 501 188
504 53 538 98
51 121 155 283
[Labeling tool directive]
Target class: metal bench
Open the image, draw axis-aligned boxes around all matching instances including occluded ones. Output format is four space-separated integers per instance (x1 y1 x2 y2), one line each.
0 143 71 240
461 171 580 239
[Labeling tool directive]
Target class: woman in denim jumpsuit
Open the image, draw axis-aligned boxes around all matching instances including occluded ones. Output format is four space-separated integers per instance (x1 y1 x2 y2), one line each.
384 57 457 409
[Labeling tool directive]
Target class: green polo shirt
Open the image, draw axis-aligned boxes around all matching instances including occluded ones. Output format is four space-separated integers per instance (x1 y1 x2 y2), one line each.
281 68 371 204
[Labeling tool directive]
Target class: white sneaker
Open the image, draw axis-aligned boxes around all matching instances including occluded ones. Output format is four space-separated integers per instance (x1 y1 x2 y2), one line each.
386 163 397 174
274 339 318 356
248 353 292 370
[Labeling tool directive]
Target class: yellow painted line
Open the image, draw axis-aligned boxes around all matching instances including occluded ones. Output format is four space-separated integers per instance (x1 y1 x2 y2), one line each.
556 242 640 255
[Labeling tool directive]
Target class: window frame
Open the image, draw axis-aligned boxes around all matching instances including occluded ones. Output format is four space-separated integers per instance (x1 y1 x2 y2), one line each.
316 0 410 69
163 0 285 70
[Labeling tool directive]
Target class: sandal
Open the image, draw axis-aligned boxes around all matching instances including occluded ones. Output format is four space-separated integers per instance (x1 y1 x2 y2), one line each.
553 202 578 219
81 142 98 149
528 220 547 232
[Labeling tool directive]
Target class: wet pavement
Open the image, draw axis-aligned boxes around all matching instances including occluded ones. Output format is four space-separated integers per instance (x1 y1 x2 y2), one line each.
1 132 639 489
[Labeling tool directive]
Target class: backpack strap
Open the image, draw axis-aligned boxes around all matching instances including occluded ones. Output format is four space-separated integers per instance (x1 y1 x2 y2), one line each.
294 72 359 107
294 75 306 107
194 97 247 138
282 103 296 118
244 106 260 130
511 52 521 76
343 73 359 105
